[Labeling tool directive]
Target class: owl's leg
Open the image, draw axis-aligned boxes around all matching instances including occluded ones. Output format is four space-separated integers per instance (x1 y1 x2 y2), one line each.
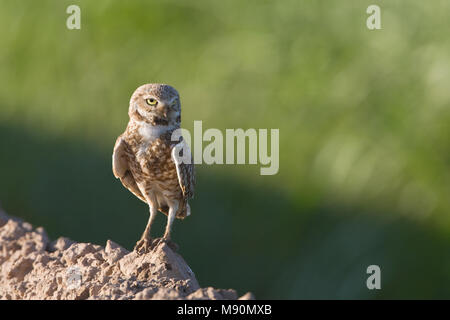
134 191 158 254
141 204 157 241
152 201 179 251
163 201 179 240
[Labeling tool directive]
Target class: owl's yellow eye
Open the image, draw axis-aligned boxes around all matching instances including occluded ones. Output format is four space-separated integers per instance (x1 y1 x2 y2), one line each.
146 98 158 106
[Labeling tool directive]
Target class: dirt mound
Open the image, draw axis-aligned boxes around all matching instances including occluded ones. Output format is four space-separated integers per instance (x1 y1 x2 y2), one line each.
0 209 253 300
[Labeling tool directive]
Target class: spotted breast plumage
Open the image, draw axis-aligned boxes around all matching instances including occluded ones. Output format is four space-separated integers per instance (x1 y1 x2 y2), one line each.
112 83 195 253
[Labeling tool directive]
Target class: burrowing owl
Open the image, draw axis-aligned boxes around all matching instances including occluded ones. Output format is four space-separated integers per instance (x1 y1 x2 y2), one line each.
112 84 195 253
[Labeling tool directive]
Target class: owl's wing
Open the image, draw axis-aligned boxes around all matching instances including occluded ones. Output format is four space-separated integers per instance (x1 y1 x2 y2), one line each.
171 140 195 199
112 136 147 203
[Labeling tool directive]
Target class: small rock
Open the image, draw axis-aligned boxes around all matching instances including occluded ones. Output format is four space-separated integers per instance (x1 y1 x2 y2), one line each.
48 237 75 252
187 287 238 300
104 240 128 264
7 258 33 281
134 287 158 300
239 292 255 300
151 288 182 300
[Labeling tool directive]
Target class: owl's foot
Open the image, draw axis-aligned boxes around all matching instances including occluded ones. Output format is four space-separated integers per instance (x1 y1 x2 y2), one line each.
152 237 179 251
134 238 153 255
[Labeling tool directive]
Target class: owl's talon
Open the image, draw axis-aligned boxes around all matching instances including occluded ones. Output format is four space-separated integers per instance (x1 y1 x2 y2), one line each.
150 237 163 248
150 237 179 251
134 238 153 254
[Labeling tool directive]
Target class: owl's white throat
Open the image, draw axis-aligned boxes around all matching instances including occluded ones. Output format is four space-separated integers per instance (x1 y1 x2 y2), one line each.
137 121 176 142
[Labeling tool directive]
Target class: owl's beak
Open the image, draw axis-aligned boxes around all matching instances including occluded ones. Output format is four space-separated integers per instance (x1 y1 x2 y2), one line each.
156 103 170 118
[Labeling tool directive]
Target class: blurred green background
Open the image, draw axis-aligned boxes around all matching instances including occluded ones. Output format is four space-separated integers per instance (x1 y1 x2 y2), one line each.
1 0 449 299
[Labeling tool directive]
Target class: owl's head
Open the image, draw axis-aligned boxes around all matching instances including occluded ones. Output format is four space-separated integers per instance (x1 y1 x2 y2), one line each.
128 83 181 127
